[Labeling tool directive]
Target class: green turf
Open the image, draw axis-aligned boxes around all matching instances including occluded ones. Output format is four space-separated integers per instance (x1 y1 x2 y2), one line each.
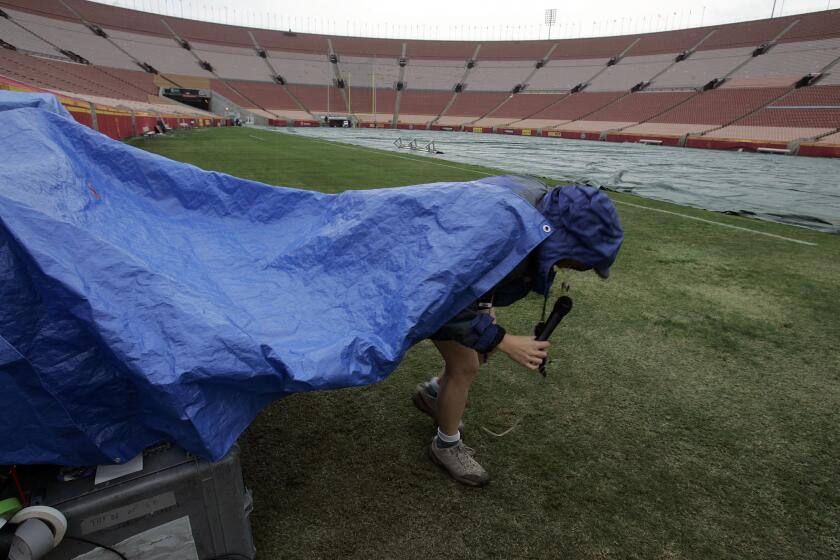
128 128 839 559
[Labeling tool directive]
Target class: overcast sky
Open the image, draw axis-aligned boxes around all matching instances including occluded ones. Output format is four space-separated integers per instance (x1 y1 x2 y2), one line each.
93 0 835 40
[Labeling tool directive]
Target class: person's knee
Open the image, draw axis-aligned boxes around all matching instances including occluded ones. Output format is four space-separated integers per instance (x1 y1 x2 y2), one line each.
445 360 479 380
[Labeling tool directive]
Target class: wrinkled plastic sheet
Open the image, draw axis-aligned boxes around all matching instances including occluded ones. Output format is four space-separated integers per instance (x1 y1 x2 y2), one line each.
0 93 553 465
278 127 840 233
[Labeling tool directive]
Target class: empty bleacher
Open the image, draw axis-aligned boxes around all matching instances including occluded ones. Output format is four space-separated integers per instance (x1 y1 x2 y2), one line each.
286 83 346 113
402 59 465 91
725 38 840 88
484 92 565 120
628 27 711 56
777 9 840 43
509 91 624 128
0 47 156 101
396 89 452 124
437 90 508 125
4 8 138 69
336 56 401 89
549 36 635 60
464 60 533 91
404 40 476 60
476 40 552 60
587 53 675 91
269 52 333 85
330 36 403 58
704 84 840 141
221 80 300 110
652 47 753 89
582 91 694 123
187 42 272 82
697 16 792 50
344 87 396 115
2 0 840 155
526 58 608 91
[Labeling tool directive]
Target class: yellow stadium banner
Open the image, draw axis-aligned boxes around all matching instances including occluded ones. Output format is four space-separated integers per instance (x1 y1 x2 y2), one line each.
521 129 532 136
472 127 483 133
546 131 562 137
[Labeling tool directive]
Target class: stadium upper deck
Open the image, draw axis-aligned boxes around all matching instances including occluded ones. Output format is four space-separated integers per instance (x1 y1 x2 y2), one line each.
1 0 839 156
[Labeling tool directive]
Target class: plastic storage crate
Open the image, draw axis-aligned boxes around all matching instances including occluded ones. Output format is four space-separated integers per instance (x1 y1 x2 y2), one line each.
31 444 255 560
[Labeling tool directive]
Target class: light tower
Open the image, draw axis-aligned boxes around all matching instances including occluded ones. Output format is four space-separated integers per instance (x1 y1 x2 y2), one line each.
545 8 557 39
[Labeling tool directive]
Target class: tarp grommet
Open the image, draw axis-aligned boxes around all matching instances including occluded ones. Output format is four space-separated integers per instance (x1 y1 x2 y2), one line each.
542 224 552 233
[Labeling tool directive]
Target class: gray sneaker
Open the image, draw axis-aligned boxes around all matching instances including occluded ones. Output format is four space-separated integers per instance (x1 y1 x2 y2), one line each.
428 438 490 487
411 382 465 431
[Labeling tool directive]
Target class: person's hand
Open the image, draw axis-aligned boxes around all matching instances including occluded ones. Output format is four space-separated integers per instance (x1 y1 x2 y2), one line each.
496 335 550 370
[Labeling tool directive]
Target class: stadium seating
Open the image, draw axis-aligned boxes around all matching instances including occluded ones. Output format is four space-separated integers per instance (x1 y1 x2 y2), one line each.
188 43 273 82
464 60 534 91
2 0 840 156
403 59 466 91
396 89 452 124
438 91 509 124
587 53 675 91
525 58 609 91
582 91 695 122
650 87 788 125
481 92 565 123
337 56 401 89
269 53 334 85
696 16 791 50
628 27 711 55
285 84 347 113
651 47 754 88
724 38 840 88
477 40 552 60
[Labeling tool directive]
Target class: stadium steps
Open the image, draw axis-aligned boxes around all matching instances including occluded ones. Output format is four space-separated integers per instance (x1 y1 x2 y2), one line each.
518 43 557 91
53 0 194 92
391 42 408 127
249 31 314 119
637 29 717 89
430 43 481 127
581 37 641 88
156 18 285 120
325 38 351 116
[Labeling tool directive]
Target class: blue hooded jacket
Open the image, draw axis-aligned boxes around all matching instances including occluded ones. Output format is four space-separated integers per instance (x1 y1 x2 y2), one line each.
432 180 624 352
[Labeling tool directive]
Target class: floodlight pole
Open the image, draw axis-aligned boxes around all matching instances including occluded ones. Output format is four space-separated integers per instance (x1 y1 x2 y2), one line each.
545 8 557 40
770 0 778 17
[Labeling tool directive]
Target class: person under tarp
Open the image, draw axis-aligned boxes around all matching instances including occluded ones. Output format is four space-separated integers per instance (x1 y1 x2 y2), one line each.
0 91 621 473
414 180 623 486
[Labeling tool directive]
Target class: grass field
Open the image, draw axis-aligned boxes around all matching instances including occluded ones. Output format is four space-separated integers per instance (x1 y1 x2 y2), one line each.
128 128 839 559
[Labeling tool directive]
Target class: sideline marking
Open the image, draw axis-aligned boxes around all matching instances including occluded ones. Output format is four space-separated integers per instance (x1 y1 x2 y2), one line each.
264 128 820 247
249 134 266 141
614 200 818 247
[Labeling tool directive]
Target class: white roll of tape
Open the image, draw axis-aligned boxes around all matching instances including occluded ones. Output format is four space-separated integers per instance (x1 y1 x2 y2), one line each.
9 506 67 548
10 518 54 559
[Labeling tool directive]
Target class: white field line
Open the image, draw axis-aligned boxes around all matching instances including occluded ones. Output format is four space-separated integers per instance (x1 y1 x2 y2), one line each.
267 129 820 247
614 200 817 246
249 134 266 141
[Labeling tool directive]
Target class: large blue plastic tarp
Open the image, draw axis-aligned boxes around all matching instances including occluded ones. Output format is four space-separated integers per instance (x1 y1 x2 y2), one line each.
0 93 554 465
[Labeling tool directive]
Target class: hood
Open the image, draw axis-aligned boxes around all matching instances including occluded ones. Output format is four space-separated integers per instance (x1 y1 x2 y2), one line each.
534 185 624 295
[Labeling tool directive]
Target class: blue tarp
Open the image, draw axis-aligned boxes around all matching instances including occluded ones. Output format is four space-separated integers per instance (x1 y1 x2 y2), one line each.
0 93 554 465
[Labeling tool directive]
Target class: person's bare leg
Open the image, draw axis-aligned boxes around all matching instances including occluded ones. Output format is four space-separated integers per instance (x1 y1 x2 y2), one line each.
428 340 489 486
433 340 479 436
